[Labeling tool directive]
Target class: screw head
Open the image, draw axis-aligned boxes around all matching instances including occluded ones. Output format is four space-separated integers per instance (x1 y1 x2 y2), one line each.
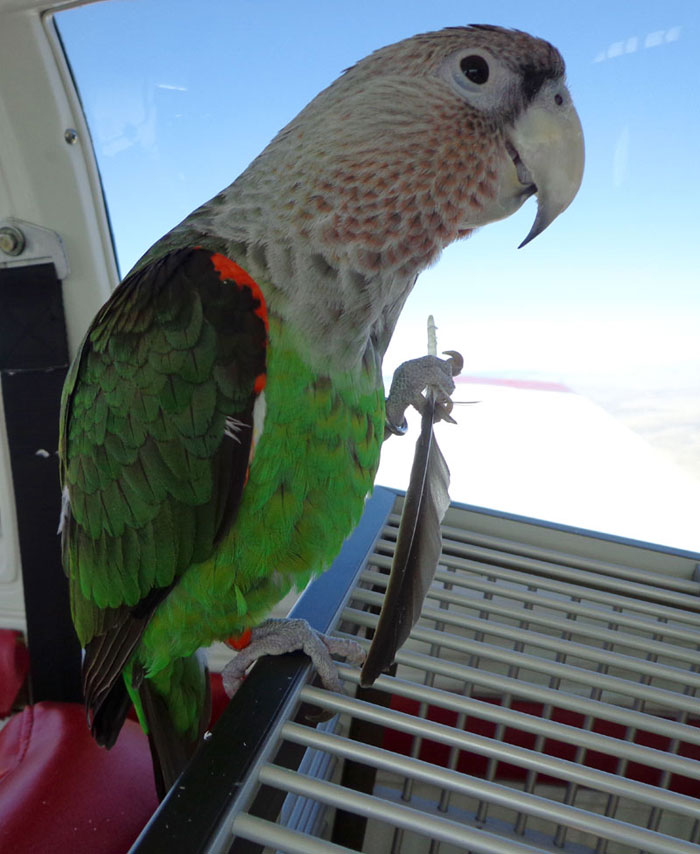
64 128 78 145
0 226 25 256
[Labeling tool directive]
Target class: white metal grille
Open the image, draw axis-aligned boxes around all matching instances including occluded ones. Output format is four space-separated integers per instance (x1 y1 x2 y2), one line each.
226 496 700 854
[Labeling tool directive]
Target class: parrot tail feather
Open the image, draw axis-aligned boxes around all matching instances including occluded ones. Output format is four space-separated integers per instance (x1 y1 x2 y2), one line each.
82 586 175 743
83 618 151 747
137 653 212 800
90 676 132 749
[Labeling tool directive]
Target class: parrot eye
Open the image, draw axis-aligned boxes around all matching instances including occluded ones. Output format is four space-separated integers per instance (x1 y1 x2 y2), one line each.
439 48 507 109
460 55 489 84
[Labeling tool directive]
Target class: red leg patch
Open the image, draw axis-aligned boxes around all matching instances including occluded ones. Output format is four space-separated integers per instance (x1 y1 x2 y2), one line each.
226 628 252 651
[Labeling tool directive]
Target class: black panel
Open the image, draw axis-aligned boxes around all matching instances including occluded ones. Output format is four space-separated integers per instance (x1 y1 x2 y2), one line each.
0 262 81 703
0 262 69 370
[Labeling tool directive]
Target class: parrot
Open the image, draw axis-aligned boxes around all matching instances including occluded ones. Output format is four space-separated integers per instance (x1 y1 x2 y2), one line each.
58 25 584 798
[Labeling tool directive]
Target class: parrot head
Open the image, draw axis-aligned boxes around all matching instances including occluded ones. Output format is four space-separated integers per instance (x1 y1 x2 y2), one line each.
239 25 584 272
427 25 585 247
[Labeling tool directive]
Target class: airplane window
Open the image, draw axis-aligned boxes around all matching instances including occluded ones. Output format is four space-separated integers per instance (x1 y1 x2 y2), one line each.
55 0 700 550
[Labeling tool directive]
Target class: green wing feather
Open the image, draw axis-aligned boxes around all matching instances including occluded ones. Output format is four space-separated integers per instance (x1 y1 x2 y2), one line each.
59 247 267 744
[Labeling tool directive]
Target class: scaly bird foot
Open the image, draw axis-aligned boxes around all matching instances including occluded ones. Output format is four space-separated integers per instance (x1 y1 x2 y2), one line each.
385 350 463 436
221 617 365 698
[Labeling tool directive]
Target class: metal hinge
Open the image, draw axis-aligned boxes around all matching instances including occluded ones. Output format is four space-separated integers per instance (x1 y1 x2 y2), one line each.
0 218 69 281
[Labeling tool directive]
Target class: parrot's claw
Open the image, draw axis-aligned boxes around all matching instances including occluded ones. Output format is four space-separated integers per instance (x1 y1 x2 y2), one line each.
385 350 463 437
221 618 365 699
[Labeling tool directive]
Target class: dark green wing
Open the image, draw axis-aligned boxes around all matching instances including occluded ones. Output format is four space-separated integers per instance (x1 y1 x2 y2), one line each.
59 247 267 739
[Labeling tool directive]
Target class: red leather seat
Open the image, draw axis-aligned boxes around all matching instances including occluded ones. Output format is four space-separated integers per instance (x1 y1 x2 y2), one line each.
0 625 230 853
0 629 29 718
0 702 158 854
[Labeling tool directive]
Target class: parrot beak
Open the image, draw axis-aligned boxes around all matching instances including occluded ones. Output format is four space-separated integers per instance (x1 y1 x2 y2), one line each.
509 87 585 248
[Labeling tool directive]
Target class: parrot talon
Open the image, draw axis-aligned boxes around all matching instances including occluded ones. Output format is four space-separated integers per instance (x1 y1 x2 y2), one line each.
433 400 458 424
442 350 464 376
385 415 409 437
221 618 365 699
385 351 463 435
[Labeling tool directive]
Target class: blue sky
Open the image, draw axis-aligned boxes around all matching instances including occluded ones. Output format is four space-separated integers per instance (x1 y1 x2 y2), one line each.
57 0 698 384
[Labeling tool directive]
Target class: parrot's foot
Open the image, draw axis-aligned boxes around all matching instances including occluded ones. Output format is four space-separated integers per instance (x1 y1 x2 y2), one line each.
221 618 365 698
385 351 463 436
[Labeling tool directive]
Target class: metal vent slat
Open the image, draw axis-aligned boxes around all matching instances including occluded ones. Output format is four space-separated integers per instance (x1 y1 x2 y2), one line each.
231 814 355 853
346 610 700 716
423 569 699 645
335 653 700 749
370 548 700 627
350 585 700 689
297 684 700 818
257 765 551 854
321 666 700 782
357 574 698 666
368 555 700 642
279 720 698 854
429 521 700 596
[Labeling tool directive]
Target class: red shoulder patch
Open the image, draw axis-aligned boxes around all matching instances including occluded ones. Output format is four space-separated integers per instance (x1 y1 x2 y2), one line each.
209 253 269 333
